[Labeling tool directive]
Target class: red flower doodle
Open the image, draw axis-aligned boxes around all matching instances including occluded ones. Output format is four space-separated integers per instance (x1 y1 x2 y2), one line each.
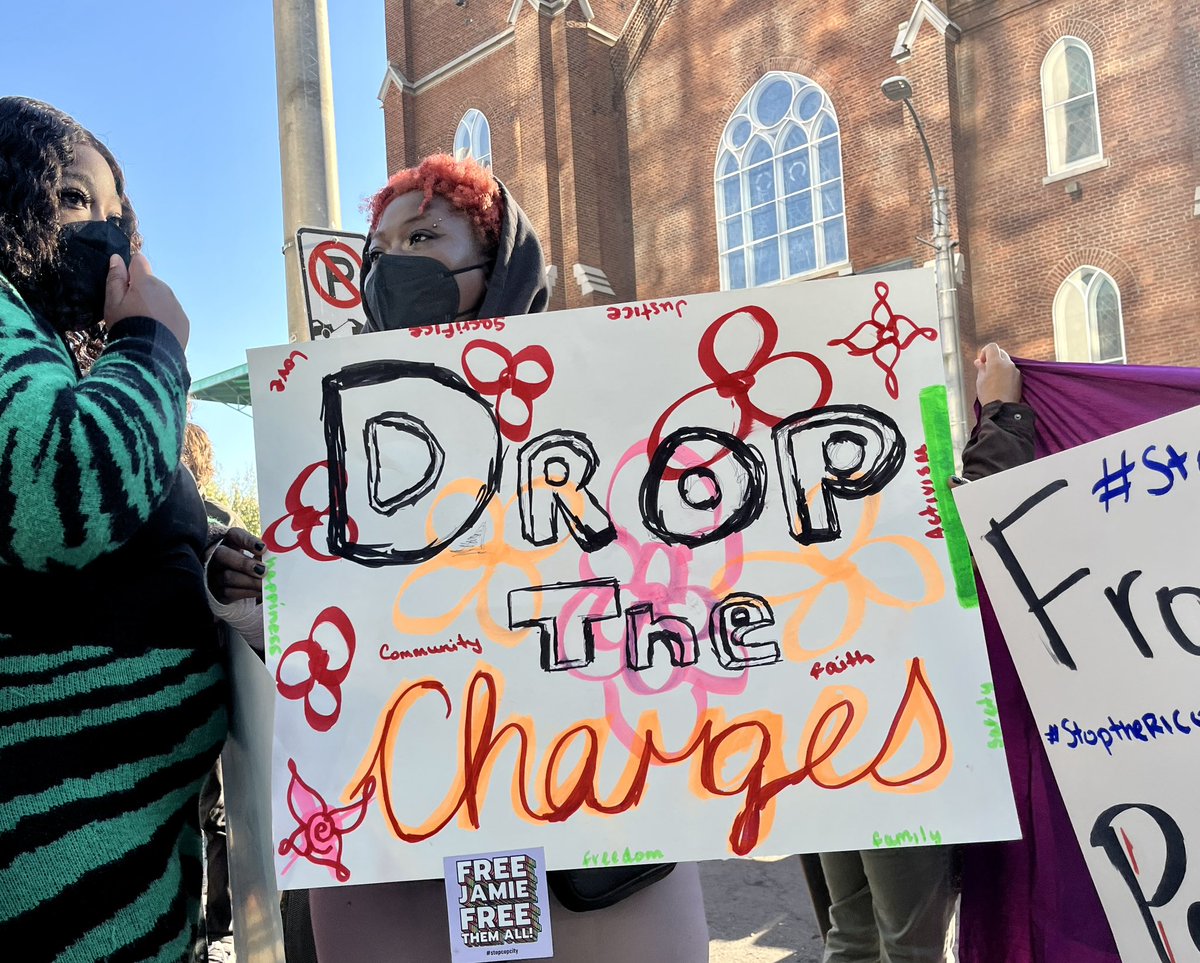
276 607 356 732
827 281 938 400
263 461 359 562
278 759 375 883
461 340 554 443
648 305 832 478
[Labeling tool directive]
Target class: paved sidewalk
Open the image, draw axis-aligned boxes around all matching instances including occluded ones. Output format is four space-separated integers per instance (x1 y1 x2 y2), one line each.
702 856 824 962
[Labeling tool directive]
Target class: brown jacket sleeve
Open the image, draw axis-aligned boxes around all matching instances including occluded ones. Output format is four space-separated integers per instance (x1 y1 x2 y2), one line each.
961 401 1037 481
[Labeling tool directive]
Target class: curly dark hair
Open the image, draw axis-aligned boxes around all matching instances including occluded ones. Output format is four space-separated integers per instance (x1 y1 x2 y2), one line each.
0 97 141 350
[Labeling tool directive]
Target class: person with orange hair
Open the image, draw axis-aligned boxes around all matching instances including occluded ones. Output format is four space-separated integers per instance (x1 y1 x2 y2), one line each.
360 153 546 334
305 154 710 962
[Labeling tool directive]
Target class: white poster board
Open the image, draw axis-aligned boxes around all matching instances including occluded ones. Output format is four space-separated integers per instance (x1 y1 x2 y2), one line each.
955 404 1200 963
248 270 1017 891
297 227 368 340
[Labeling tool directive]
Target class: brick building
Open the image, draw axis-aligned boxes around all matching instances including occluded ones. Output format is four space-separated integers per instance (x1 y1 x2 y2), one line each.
378 0 1200 381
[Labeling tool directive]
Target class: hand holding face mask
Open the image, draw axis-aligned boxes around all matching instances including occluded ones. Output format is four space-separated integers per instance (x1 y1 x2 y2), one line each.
55 220 190 348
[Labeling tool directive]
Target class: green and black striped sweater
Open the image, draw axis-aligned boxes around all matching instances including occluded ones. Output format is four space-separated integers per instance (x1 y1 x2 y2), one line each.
0 273 227 962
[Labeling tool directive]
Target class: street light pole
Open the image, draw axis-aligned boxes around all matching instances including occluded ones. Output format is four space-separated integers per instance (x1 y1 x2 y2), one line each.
881 76 968 463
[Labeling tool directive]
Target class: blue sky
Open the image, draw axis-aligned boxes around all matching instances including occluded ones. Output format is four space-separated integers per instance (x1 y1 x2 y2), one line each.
1 1 391 482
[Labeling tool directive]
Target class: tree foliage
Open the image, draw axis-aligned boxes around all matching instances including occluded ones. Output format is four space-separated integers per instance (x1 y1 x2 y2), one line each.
203 468 261 535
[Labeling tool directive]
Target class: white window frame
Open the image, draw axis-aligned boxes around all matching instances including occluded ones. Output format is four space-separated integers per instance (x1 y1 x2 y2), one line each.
1053 266 1126 364
453 108 493 168
714 72 849 291
1040 37 1103 178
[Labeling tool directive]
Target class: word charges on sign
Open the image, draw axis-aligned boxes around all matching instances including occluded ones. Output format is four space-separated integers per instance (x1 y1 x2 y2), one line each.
296 228 367 341
955 404 1200 963
248 270 1018 892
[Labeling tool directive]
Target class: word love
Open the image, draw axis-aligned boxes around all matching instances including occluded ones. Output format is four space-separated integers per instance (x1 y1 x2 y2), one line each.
455 854 541 947
320 359 908 567
983 478 1200 671
269 350 308 393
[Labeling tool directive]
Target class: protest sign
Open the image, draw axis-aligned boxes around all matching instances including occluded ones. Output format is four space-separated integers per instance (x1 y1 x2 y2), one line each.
955 404 1200 963
248 270 1018 891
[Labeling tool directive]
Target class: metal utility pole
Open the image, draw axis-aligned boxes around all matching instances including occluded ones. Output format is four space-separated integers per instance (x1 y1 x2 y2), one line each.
274 0 342 343
881 76 968 462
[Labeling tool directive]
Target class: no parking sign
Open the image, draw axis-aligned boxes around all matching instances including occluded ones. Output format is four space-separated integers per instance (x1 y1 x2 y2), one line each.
297 228 368 340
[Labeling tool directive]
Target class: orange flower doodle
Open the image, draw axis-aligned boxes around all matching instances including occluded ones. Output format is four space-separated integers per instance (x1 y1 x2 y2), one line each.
713 494 945 663
392 478 570 643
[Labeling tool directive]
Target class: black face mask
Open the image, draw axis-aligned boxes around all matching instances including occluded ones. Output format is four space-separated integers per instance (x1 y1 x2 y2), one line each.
55 220 131 331
362 253 487 332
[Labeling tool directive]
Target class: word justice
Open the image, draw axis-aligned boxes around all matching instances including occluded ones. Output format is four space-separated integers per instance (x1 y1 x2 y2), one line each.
320 360 908 566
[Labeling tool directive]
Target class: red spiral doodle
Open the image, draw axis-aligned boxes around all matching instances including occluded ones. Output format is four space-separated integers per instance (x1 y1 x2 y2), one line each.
827 281 938 400
263 461 359 562
648 305 833 479
278 759 375 883
461 340 554 442
276 607 356 732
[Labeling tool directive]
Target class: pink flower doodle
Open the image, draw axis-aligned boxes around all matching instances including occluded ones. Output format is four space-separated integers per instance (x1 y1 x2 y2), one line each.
648 304 832 479
278 759 376 883
559 441 749 749
276 607 356 732
263 461 359 562
827 281 938 400
461 340 554 442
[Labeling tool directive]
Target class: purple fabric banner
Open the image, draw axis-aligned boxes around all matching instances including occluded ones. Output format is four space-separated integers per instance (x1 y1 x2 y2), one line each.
958 358 1200 963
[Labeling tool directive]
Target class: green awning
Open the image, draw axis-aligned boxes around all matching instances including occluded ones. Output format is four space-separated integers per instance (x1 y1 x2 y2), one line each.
190 363 252 410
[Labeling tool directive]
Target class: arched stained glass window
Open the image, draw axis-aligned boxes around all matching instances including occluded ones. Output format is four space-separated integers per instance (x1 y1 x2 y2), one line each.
1053 267 1125 363
715 72 847 290
453 108 492 168
1041 38 1102 175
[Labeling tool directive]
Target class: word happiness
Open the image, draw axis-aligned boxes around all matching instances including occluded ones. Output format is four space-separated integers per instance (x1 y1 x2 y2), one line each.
456 855 541 947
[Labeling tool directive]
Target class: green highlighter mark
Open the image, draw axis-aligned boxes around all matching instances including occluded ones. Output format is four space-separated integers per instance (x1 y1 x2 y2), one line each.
918 385 978 609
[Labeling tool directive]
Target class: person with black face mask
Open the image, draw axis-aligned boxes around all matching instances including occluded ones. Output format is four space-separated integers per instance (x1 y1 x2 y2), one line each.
302 154 710 963
0 97 226 961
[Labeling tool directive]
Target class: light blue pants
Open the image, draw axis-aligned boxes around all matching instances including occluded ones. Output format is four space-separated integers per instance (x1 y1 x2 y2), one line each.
819 847 957 963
